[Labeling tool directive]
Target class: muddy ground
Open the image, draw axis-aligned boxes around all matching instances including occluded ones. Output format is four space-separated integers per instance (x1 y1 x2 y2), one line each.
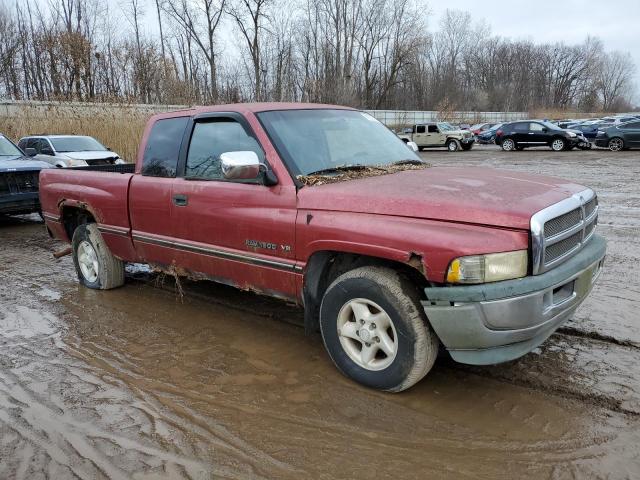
1 145 639 479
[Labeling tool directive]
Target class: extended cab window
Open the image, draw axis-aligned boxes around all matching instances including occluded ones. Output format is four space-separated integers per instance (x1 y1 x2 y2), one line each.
185 119 265 180
142 117 188 177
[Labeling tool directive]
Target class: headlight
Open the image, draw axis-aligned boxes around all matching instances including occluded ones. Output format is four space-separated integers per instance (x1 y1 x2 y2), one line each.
67 159 88 166
446 250 528 284
567 132 577 137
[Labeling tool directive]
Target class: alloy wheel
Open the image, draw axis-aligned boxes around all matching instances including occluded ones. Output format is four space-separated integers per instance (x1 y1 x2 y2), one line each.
608 138 624 151
336 298 398 371
552 139 565 151
77 240 99 283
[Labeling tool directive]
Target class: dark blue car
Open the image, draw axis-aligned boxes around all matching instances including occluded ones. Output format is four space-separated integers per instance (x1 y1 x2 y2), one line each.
0 134 51 216
566 124 600 140
476 123 503 144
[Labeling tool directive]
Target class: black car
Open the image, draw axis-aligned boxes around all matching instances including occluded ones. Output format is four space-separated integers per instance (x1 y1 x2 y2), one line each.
496 120 588 151
0 134 51 216
594 120 640 151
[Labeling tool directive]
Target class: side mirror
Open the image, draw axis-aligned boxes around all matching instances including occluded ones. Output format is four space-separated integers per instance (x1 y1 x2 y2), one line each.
542 128 548 133
220 151 267 181
24 147 37 157
407 141 419 152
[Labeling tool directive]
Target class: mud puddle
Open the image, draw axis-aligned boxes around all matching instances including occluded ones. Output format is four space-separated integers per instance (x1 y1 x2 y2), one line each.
0 218 638 478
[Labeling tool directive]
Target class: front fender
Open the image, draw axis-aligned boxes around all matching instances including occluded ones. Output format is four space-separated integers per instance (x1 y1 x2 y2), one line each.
296 210 529 283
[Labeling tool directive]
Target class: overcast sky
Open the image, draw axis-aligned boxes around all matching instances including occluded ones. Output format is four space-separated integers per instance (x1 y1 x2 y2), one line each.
430 0 639 99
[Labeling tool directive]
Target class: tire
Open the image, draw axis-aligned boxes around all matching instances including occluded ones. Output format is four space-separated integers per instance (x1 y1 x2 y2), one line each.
608 137 624 152
446 139 459 152
319 266 439 392
551 137 566 151
501 138 516 151
72 223 125 290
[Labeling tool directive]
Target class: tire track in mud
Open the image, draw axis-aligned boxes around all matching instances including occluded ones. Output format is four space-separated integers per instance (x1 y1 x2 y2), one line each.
0 304 296 480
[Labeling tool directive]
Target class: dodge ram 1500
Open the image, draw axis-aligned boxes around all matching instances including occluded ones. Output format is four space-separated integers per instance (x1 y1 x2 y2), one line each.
39 103 606 392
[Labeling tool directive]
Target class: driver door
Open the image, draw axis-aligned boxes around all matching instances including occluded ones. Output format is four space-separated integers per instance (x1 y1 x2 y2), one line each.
171 114 299 299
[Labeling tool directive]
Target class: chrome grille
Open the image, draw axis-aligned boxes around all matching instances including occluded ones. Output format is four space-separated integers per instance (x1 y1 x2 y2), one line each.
530 189 599 274
584 197 597 218
544 208 581 239
545 231 582 262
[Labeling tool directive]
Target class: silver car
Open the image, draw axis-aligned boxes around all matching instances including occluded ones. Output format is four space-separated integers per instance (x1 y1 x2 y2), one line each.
18 135 125 168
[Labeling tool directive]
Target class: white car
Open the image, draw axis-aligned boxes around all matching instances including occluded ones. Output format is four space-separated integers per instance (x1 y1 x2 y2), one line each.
18 135 125 168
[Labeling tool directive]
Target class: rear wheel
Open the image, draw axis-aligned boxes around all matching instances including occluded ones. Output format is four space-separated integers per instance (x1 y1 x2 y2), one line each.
551 138 566 151
72 223 124 289
319 266 439 392
608 137 624 151
446 139 459 152
501 138 516 151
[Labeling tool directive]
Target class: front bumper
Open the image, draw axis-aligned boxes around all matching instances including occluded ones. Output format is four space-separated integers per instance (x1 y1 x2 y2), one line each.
461 137 475 144
0 192 41 215
422 234 606 365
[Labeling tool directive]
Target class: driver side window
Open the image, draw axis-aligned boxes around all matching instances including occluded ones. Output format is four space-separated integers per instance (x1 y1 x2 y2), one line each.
529 123 545 132
185 119 265 181
416 125 426 134
428 125 439 133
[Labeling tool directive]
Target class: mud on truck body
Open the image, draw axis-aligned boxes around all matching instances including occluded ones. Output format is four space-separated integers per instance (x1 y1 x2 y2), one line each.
39 103 605 392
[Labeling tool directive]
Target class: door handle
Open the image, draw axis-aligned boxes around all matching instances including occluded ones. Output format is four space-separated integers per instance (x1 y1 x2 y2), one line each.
172 194 188 206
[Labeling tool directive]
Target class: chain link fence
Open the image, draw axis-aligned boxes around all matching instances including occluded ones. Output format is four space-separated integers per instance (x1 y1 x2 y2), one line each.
0 100 606 129
363 110 529 127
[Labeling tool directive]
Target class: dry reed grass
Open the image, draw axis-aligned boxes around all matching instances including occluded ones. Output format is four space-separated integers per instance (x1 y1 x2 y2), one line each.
0 107 148 162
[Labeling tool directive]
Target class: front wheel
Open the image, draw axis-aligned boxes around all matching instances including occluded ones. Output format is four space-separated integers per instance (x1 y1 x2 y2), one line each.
72 223 125 289
608 137 624 151
319 266 439 392
501 138 516 151
551 138 566 151
446 139 459 152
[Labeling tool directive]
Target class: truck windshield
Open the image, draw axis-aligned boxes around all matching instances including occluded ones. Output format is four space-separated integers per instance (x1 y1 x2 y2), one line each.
0 136 23 156
50 136 107 152
257 109 421 176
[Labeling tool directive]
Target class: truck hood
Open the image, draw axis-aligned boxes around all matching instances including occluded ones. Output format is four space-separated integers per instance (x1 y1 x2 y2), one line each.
0 156 52 171
297 166 586 230
59 151 120 161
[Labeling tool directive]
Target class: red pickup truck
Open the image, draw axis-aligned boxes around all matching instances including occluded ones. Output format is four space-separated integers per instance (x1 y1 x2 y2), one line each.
40 103 606 392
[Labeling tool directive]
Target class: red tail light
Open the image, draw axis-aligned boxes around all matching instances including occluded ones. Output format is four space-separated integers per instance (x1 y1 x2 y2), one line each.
496 129 503 136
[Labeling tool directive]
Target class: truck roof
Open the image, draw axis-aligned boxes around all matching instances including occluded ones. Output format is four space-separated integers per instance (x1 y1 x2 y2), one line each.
147 102 354 122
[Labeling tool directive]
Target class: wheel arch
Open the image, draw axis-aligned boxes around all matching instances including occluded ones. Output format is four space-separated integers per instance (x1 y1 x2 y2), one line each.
302 250 430 335
61 205 97 240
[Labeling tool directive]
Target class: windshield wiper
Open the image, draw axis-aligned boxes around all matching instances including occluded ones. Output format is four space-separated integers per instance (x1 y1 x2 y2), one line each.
304 164 369 176
390 159 425 166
